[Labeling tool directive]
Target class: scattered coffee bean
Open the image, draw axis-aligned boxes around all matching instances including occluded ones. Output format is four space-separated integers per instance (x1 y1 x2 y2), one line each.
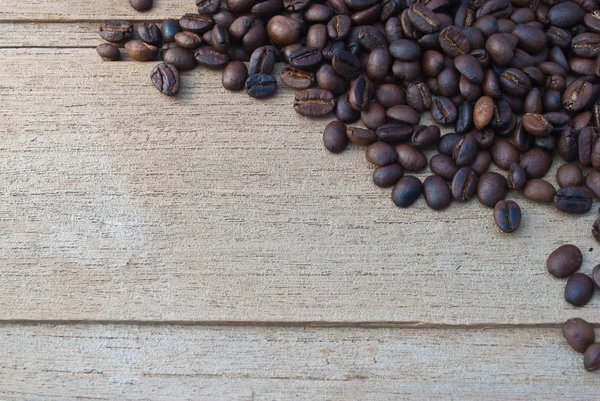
562 318 595 353
293 88 335 116
130 0 153 12
100 20 133 42
423 175 453 210
164 47 197 71
222 61 248 91
396 144 427 172
493 200 521 233
477 172 508 208
96 43 120 61
373 164 404 188
547 244 583 279
584 343 600 372
554 186 594 214
347 126 376 145
565 273 594 307
246 73 277 98
392 175 422 207
323 121 349 154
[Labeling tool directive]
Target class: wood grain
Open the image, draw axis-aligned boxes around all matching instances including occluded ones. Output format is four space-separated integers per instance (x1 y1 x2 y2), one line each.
0 22 101 48
0 48 598 324
0 324 598 400
0 0 201 21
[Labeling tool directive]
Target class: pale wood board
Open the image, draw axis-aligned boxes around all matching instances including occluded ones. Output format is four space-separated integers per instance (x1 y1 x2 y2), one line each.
0 22 102 48
0 48 599 324
0 324 599 400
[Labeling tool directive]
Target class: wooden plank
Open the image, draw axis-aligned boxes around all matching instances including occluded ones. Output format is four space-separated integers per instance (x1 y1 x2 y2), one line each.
0 324 598 400
0 0 199 21
0 48 598 324
0 22 101 48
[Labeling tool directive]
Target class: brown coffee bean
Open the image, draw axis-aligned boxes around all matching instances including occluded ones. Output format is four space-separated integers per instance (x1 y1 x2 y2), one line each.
366 48 391 81
387 105 421 125
431 97 458 125
293 89 335 117
406 82 432 113
96 43 120 61
586 170 600 197
474 96 494 129
562 318 595 354
439 26 470 57
508 162 526 190
477 172 509 208
347 127 377 145
522 179 556 204
125 40 158 61
130 0 153 12
375 84 405 108
578 126 599 166
392 175 422 207
164 47 197 71
366 142 397 166
423 175 453 210
521 113 553 137
323 121 349 153
373 164 404 188
565 273 595 307
361 103 387 131
180 14 214 33
150 62 179 96
395 144 427 172
430 154 459 180
453 133 478 167
451 166 478 201
490 138 519 171
493 200 521 233
486 33 515 66
100 20 133 42
556 164 584 189
554 186 594 214
266 16 302 45
348 75 373 111
376 123 413 143
547 244 583 279
563 79 594 112
280 65 315 90
411 125 440 149
520 148 552 179
584 343 600 372
316 64 348 97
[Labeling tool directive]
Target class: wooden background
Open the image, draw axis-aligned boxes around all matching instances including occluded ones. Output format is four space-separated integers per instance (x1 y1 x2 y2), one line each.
0 1 599 399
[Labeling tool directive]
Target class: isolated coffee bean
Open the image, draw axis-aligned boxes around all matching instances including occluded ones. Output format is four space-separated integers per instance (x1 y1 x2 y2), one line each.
392 175 422 207
477 172 508 208
562 318 595 354
554 186 594 214
584 344 600 372
565 273 595 307
423 175 453 210
547 244 583 279
150 62 180 96
493 200 521 233
522 179 556 204
323 121 348 154
96 43 120 61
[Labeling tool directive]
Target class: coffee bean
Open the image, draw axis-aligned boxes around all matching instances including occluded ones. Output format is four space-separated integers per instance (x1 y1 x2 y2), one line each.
366 48 391 81
562 318 595 354
360 103 386 131
335 94 361 123
222 61 248 91
305 3 333 22
477 172 508 208
493 200 521 233
455 102 475 135
554 164 584 189
100 20 133 42
197 0 221 15
586 170 600 198
294 89 336 117
563 79 594 112
406 82 432 113
490 138 519 170
136 22 161 45
376 123 413 143
486 33 515 66
473 96 494 129
554 186 594 214
439 26 470 57
451 166 478 202
411 125 440 148
438 133 462 156
508 162 526 190
211 24 231 53
547 244 583 279
453 133 478 167
280 65 315 90
164 47 197 71
594 264 600 287
513 24 547 54
323 121 349 153
194 46 230 69
288 47 323 70
572 32 600 58
96 43 120 61
395 144 427 172
180 14 214 33
423 175 453 210
565 273 595 307
392 175 422 207
520 148 552 179
316 65 347 97
364 141 397 167
130 0 152 12
331 50 361 79
348 75 373 111
431 97 458 124
389 39 422 61
584 343 600 372
408 4 441 34
375 84 405 108
499 68 531 97
455 54 484 84
245 73 277 98
160 19 181 43
267 15 302 45
578 127 599 166
347 127 377 145
374 164 404 188
522 179 556 204
521 113 553 137
387 105 421 125
430 154 459 180
174 31 202 49
150 62 180 96
124 40 158 61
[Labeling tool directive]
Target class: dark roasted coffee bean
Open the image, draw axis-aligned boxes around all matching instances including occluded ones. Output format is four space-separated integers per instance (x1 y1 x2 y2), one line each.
373 164 404 188
485 33 514 65
408 4 441 34
563 79 594 112
578 127 598 166
509 49 536 70
366 48 391 81
294 89 335 117
245 73 277 98
473 96 494 129
361 103 386 131
547 26 572 49
180 14 214 33
267 16 302 45
160 19 181 43
512 24 547 53
222 61 248 91
549 2 586 27
570 57 596 75
493 200 521 233
164 47 197 71
388 39 421 61
558 128 578 163
100 20 133 42
332 50 361 79
347 126 377 145
572 33 600 58
130 0 152 12
554 186 594 214
411 125 440 149
396 144 427 171
459 77 481 103
438 132 462 156
197 0 221 15
387 105 421 125
406 82 431 113
554 164 584 190
348 75 373 111
251 0 282 17
376 123 413 143
335 94 361 123
327 15 351 41
227 0 255 13
520 148 552 179
323 121 349 154
451 166 478 201
562 318 595 353
150 62 179 96
594 264 600 287
507 162 526 190
284 0 310 11
521 113 553 137
125 40 158 61
489 138 518 170
392 175 422 207
174 31 202 49
512 122 531 152
439 26 470 57
423 50 445 78
585 344 600 372
316 65 347 97
159 43 178 60
586 170 600 197
305 3 334 22
213 9 236 28
523 89 542 115
136 22 161 44
437 68 460 97
385 16 403 42
482 69 502 100
96 43 120 61
423 175 452 210
472 129 494 150
248 46 275 75
288 47 322 70
499 68 531 97
356 25 388 51
431 97 458 124
366 142 397 166
565 273 594 307
211 24 231 53
547 244 583 279
194 46 229 69
455 103 474 134
375 84 405 109
477 172 508 208
522 179 556 204
475 0 512 19
452 133 478 167
280 65 314 90
430 154 459 180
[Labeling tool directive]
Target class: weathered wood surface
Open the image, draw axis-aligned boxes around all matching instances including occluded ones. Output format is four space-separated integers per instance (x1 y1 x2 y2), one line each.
0 48 598 324
0 324 598 400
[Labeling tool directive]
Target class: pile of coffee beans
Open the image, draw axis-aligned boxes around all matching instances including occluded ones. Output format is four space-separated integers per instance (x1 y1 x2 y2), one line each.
97 0 600 371
562 318 600 371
